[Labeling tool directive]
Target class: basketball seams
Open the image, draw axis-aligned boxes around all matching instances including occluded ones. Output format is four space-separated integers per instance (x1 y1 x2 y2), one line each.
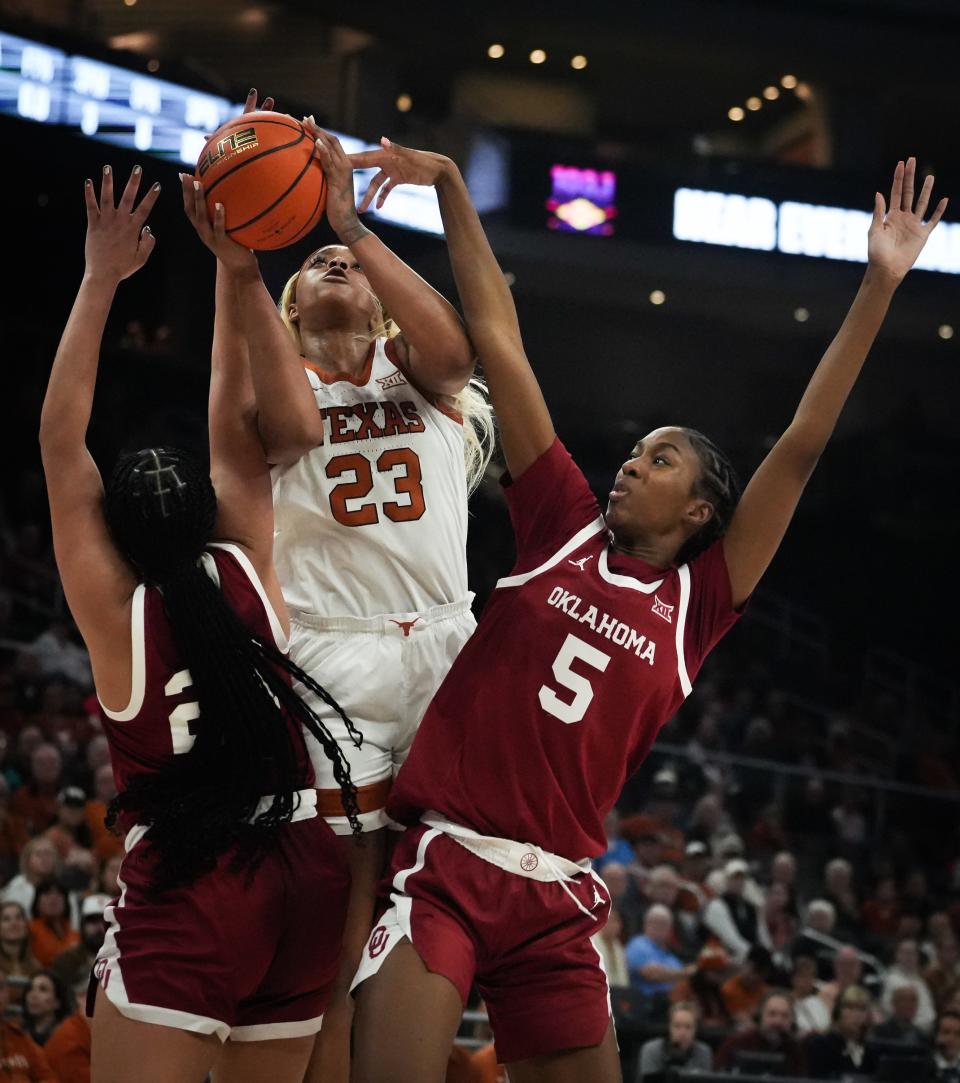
281 172 329 248
225 151 322 237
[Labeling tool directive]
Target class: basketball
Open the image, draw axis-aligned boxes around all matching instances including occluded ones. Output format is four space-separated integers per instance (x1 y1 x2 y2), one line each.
194 110 327 251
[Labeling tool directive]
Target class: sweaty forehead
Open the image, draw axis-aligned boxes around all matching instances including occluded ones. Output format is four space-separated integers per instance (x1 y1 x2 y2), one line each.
302 244 351 267
636 427 693 453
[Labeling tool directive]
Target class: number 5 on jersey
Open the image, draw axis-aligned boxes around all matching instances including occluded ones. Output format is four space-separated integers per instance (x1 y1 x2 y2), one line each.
539 634 611 725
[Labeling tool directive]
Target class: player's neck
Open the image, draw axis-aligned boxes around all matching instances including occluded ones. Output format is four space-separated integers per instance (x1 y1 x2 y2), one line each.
300 328 371 376
607 529 676 569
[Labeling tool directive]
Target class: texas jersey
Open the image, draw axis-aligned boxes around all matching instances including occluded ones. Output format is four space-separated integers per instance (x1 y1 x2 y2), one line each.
98 543 311 801
389 439 742 861
271 337 469 618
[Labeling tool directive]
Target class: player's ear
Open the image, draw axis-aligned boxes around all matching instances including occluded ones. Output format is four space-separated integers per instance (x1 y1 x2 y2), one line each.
287 302 299 324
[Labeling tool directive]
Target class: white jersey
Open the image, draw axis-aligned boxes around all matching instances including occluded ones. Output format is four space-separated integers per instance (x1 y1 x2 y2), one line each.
272 337 469 618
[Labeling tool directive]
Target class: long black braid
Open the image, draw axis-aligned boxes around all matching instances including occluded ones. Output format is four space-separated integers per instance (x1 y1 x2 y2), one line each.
102 448 362 891
675 429 743 565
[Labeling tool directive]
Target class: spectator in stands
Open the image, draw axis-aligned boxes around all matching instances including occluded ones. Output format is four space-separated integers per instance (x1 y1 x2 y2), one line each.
50 893 108 999
884 937 937 1032
42 787 92 860
637 1001 712 1077
2 838 60 914
817 944 870 1015
22 971 73 1047
823 858 861 944
765 880 799 951
925 912 956 966
29 621 91 688
771 849 801 912
714 990 806 1075
11 746 63 837
594 809 635 873
83 766 122 864
0 976 56 1081
934 1009 960 1081
874 983 927 1045
803 984 877 1079
831 792 869 863
704 858 771 962
903 869 934 927
600 862 643 940
747 801 788 860
592 908 629 990
0 901 41 1007
861 875 902 941
625 905 694 1009
0 773 29 882
791 899 837 977
721 944 773 1026
928 937 960 1011
686 792 734 853
669 944 734 1029
793 954 831 1034
28 882 78 968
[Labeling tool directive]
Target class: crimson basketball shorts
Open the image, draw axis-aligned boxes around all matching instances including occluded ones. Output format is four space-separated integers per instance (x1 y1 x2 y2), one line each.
352 823 613 1063
287 598 475 833
92 790 350 1041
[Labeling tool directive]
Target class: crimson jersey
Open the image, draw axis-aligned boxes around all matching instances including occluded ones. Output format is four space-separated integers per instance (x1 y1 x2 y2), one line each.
98 543 312 797
389 440 741 861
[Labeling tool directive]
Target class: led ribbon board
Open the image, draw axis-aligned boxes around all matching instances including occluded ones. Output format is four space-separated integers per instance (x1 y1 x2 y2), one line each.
673 187 960 275
0 28 443 235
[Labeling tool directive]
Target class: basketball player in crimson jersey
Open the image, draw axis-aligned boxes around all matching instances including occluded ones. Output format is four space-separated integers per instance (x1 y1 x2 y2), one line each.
182 89 492 1083
342 147 947 1082
40 166 359 1083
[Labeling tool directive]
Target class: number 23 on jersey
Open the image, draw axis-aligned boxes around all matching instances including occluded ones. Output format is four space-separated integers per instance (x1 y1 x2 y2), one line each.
326 448 425 527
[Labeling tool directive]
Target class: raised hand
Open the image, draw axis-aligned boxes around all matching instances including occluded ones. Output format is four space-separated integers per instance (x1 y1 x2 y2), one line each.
83 165 160 283
869 157 948 281
348 138 454 212
302 118 365 239
180 173 257 273
242 87 275 114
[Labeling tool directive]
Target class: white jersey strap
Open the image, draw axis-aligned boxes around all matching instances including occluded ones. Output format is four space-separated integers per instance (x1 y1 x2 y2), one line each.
674 563 693 697
495 517 607 590
98 586 147 722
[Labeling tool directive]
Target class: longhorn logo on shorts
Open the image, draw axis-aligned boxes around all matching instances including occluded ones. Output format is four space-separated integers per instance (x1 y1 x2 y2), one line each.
520 852 539 872
369 925 390 958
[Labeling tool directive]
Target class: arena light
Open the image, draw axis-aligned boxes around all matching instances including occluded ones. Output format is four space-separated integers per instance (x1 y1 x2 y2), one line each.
487 43 505 59
0 28 446 236
673 187 960 274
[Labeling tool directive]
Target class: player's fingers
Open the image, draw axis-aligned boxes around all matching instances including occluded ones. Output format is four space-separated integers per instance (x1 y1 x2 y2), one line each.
376 178 397 210
872 191 885 226
914 173 934 220
137 225 156 265
889 160 904 214
262 96 274 111
347 150 385 169
358 170 387 213
213 201 227 241
243 88 258 113
134 180 162 225
101 164 115 212
192 179 209 225
83 178 99 223
119 165 142 213
902 156 916 212
927 196 949 230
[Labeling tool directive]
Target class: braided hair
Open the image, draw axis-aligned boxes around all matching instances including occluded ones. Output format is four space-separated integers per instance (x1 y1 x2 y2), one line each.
674 429 742 566
102 448 362 891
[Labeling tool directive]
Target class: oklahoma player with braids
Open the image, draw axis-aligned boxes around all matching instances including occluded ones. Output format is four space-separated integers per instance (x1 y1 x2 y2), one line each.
182 89 493 1083
39 165 361 1083
345 148 947 1083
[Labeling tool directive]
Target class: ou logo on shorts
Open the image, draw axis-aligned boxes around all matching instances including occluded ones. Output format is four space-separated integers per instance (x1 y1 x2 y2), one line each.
369 925 390 958
520 852 539 872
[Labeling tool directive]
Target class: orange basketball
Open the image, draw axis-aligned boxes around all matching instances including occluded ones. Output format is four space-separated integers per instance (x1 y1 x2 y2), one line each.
195 111 327 251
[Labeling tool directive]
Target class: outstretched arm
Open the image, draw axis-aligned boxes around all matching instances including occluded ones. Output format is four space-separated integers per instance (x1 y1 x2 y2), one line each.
39 166 159 642
309 123 474 396
723 158 947 607
350 141 555 477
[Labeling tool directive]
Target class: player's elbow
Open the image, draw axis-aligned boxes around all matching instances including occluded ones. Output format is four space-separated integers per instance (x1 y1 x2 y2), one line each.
258 414 322 466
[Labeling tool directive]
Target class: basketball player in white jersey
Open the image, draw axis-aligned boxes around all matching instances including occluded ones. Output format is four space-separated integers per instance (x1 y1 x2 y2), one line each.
182 91 493 1082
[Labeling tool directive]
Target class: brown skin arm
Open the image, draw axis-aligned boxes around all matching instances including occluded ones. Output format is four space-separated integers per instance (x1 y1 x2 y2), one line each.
39 167 160 702
722 159 947 608
207 253 289 628
349 142 554 478
309 124 475 397
181 173 322 467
